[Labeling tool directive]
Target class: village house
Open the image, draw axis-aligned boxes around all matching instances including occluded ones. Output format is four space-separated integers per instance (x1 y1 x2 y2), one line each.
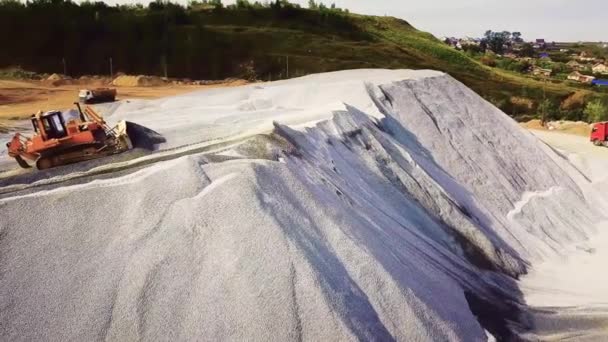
443 37 481 50
567 60 585 71
592 63 608 74
460 37 481 46
577 51 596 62
532 67 552 77
533 39 546 49
568 71 596 84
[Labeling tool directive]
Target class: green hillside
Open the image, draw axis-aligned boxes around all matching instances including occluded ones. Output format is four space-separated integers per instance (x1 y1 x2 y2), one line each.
1 0 605 119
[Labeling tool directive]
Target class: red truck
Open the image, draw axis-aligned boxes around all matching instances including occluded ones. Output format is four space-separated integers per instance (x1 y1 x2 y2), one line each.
590 122 608 146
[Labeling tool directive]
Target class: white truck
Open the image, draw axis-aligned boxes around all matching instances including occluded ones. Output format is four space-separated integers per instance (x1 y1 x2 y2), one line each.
78 88 117 104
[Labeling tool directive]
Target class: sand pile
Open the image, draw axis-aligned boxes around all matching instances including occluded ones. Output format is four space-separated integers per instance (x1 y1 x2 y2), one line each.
521 119 592 137
547 120 592 136
112 75 167 87
44 73 73 86
46 73 63 82
1 70 606 341
520 118 544 130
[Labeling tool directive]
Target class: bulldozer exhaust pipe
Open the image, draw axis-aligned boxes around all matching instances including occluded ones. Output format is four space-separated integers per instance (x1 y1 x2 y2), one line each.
73 102 86 122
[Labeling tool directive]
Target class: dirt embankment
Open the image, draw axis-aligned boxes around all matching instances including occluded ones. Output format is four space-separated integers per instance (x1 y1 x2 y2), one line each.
521 119 592 137
0 74 248 120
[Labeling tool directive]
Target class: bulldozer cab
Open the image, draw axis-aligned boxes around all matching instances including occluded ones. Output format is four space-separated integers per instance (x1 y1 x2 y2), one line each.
33 111 68 140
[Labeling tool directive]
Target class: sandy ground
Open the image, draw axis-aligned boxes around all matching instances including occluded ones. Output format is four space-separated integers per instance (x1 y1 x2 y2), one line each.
0 78 247 120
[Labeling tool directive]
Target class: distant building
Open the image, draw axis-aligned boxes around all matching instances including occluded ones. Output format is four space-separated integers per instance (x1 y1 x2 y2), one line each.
568 71 596 84
533 67 552 77
460 37 481 46
567 60 585 71
443 36 482 50
592 63 608 74
517 57 534 63
533 39 547 49
539 52 550 59
592 79 608 87
578 51 596 62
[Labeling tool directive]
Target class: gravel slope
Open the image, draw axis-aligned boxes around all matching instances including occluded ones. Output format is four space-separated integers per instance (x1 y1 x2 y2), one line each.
1 70 606 341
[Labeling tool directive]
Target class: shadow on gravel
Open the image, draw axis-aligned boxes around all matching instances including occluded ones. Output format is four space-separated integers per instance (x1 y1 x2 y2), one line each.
274 104 533 340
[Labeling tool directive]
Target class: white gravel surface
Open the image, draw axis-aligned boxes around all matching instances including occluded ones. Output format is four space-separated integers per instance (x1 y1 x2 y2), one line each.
1 70 606 341
519 131 608 341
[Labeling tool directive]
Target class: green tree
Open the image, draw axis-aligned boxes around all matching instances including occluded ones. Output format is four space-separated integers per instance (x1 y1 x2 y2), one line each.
519 43 535 57
235 0 251 8
209 0 223 8
538 98 558 123
584 100 608 122
512 31 523 43
483 30 509 54
462 44 482 55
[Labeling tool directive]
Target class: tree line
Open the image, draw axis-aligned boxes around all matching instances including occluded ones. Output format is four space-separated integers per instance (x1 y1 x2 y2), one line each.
0 0 358 80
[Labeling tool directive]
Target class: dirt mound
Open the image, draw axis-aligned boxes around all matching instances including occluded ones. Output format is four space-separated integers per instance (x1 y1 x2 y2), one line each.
547 120 592 136
521 119 592 137
192 78 248 86
46 73 63 82
112 75 167 87
521 119 545 130
44 73 74 86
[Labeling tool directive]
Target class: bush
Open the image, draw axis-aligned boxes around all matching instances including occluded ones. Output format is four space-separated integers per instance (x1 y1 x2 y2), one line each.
480 55 496 67
0 66 42 79
537 98 559 122
584 99 608 122
560 108 585 121
496 58 531 73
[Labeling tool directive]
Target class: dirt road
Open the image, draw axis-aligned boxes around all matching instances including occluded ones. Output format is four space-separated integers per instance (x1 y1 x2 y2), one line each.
0 78 247 120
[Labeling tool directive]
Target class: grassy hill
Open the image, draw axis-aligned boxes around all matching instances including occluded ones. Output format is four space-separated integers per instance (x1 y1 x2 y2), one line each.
0 1 605 119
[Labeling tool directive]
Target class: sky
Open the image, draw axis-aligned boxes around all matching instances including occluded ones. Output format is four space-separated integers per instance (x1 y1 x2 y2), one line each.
106 0 607 42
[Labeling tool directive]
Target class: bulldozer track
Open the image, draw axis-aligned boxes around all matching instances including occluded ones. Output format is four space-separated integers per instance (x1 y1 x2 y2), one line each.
0 134 256 197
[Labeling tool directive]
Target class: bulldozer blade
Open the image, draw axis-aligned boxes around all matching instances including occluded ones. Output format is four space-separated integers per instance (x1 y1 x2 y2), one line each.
114 120 133 151
14 155 32 169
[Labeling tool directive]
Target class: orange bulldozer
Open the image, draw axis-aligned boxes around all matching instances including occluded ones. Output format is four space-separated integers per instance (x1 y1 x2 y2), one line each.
6 103 132 170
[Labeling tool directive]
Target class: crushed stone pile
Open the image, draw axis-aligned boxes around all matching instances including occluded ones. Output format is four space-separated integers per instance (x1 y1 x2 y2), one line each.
1 70 606 341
